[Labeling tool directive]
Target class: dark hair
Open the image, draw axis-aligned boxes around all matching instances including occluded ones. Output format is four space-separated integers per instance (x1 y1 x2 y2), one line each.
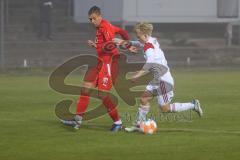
88 6 101 16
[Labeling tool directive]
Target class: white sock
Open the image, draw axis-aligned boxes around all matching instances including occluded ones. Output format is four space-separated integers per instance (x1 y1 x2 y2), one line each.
74 115 83 125
170 102 194 112
114 119 122 125
75 115 83 122
136 105 150 122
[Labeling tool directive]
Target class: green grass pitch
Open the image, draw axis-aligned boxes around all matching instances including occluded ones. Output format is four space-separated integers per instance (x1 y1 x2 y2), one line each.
0 68 240 160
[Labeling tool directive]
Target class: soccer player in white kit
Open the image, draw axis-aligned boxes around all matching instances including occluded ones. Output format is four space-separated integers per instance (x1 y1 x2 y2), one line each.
114 22 203 131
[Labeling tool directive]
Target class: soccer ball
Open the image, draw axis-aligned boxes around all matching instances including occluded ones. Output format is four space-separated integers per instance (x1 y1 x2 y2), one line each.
139 119 158 134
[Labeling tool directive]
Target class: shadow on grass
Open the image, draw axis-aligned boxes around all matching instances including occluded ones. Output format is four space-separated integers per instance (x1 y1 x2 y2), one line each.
32 118 118 132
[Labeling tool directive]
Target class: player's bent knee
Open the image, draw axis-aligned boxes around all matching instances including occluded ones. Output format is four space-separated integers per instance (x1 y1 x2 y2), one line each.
81 82 94 94
82 82 94 88
81 87 89 95
97 92 107 99
140 92 152 105
140 97 149 105
160 104 171 113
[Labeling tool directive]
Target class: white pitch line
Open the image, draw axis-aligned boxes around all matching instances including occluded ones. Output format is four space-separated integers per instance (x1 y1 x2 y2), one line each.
159 128 240 134
0 118 27 122
0 119 239 135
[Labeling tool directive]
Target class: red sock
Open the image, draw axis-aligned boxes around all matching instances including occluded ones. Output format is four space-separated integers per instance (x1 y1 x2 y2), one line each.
76 93 90 116
102 96 120 122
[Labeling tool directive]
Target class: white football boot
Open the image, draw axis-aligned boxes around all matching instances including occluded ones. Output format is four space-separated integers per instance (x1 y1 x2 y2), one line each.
60 115 82 130
193 99 203 117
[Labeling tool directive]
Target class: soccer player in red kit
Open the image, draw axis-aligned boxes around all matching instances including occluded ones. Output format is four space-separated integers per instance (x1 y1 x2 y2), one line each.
62 6 130 132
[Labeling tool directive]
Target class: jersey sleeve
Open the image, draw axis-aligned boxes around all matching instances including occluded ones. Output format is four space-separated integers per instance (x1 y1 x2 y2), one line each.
142 63 153 71
144 43 154 52
142 63 168 78
130 41 144 48
143 43 156 65
113 25 130 40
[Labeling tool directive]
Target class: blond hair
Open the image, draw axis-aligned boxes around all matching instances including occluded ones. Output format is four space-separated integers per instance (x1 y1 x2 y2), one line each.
134 22 153 36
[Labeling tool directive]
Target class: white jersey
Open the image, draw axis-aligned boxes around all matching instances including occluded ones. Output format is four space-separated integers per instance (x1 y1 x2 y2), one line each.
131 37 174 86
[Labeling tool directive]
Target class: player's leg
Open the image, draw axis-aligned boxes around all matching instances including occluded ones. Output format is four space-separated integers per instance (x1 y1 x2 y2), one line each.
136 90 153 124
110 57 122 131
67 66 99 129
61 81 95 129
76 82 94 116
76 64 99 115
98 89 123 132
160 99 203 117
98 59 123 132
110 55 119 86
108 56 121 126
125 90 153 132
134 83 157 125
157 82 203 116
191 99 203 117
157 90 194 113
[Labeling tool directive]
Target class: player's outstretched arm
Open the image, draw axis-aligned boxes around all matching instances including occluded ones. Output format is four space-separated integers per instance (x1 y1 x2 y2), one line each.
113 38 139 53
128 46 139 53
112 38 124 46
130 70 148 82
130 41 144 48
114 26 130 40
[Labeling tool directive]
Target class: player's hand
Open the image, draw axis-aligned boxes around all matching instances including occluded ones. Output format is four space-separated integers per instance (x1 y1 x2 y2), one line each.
130 77 138 83
130 74 139 83
129 70 145 82
112 38 124 45
128 46 138 53
87 40 97 48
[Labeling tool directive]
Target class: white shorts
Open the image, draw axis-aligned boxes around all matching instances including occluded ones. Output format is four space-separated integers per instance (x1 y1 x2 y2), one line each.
146 81 174 106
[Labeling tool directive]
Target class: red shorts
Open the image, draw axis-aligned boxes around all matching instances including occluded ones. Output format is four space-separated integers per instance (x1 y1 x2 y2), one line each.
84 56 119 91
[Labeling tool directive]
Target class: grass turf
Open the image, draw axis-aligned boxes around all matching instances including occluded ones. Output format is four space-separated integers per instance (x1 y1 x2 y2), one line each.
0 68 240 160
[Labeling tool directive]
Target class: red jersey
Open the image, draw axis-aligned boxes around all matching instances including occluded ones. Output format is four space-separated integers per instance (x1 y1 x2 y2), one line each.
95 19 129 62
